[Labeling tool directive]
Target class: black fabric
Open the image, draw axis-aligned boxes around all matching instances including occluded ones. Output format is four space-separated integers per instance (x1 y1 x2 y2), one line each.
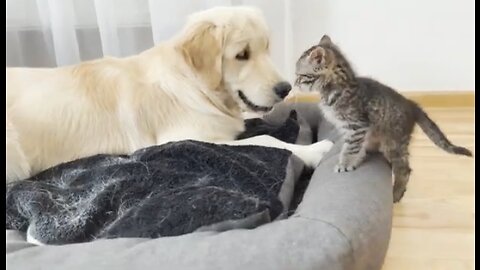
6 111 303 245
237 110 299 143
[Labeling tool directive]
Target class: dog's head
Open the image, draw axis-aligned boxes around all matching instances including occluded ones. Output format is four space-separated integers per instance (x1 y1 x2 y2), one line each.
176 7 291 113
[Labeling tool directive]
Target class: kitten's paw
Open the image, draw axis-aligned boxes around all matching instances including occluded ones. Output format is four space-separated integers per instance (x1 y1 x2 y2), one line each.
334 164 356 173
301 140 334 168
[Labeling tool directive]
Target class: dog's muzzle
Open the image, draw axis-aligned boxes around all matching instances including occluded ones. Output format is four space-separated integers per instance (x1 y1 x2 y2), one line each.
237 91 272 112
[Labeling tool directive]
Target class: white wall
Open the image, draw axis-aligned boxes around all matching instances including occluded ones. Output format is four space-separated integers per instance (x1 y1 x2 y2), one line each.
7 0 475 91
290 0 475 92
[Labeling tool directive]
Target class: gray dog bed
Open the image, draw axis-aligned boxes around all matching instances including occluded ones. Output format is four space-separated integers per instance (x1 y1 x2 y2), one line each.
6 103 393 270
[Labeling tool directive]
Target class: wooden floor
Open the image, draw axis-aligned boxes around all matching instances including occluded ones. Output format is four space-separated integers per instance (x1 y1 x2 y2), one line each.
381 107 475 270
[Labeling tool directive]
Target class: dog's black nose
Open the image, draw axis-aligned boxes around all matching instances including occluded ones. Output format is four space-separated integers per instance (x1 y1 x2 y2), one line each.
274 81 292 99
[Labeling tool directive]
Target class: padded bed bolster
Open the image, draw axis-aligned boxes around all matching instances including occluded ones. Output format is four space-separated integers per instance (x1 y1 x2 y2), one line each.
6 102 393 270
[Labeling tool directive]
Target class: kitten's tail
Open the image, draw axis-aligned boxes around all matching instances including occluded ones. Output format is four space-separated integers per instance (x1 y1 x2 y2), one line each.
414 104 472 157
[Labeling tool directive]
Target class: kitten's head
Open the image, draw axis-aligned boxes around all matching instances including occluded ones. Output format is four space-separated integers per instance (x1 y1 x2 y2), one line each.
294 35 356 94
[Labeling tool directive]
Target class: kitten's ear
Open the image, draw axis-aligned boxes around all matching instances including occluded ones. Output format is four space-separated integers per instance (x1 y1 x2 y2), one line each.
319 35 332 45
308 47 325 62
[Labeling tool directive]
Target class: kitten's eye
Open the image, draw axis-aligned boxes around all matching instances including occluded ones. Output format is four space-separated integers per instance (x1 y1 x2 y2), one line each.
297 74 317 85
235 48 250 61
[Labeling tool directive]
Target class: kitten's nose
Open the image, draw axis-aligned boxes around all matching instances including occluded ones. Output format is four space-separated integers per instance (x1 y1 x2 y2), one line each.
274 81 292 99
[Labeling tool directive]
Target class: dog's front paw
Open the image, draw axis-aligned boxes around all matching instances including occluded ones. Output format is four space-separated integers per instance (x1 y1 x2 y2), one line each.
315 139 334 154
334 164 356 173
302 140 334 168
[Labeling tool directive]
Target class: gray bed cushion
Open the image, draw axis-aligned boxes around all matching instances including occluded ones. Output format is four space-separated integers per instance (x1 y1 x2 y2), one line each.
6 102 393 270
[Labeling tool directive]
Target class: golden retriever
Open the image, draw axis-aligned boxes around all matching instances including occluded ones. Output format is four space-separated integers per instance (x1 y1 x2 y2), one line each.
6 6 333 182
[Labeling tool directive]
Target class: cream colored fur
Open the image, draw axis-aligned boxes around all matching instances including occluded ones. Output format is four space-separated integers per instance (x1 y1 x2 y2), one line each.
6 6 332 182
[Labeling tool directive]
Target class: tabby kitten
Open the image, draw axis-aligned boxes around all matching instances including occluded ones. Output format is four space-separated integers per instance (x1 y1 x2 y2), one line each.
294 35 472 202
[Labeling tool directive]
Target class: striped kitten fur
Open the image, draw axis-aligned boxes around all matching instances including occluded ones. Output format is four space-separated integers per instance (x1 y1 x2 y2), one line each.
294 35 472 203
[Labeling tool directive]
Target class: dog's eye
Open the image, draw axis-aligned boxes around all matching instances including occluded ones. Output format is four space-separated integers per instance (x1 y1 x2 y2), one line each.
235 49 250 61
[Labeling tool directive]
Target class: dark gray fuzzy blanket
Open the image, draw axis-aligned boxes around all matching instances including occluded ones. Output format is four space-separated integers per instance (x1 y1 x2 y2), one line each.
6 111 305 245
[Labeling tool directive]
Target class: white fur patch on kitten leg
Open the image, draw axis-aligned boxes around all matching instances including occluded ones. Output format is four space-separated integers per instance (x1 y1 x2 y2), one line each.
26 225 45 246
335 139 367 173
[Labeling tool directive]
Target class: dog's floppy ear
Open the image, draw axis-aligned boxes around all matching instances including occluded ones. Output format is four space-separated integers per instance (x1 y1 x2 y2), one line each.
178 22 223 90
